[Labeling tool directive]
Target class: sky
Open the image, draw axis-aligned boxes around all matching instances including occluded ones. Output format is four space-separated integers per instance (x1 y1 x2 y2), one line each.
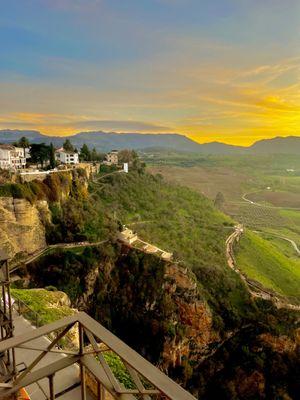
0 0 299 145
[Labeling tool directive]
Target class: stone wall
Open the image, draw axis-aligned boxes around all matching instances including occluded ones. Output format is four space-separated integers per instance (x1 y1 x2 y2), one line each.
18 163 100 183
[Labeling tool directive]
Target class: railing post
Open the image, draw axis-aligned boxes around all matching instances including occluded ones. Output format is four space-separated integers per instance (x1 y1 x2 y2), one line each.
97 380 105 400
79 323 87 400
48 374 55 400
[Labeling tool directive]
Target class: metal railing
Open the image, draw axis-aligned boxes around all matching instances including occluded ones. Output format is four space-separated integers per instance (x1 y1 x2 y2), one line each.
13 296 41 329
0 312 196 400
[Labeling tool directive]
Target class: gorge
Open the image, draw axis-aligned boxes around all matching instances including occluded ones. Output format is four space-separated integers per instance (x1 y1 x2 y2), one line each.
1 165 299 399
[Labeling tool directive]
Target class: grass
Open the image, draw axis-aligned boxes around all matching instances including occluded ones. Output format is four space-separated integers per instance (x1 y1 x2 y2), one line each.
280 209 300 229
258 233 299 259
11 288 76 326
236 230 300 301
92 171 256 329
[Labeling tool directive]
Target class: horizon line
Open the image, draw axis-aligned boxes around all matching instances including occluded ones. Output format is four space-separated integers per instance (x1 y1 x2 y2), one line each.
0 128 299 148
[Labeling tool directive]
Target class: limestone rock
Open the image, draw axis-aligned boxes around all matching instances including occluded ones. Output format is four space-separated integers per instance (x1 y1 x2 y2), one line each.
0 197 47 258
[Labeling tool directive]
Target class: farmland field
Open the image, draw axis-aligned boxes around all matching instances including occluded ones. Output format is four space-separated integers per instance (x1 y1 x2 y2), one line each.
146 152 300 301
148 165 254 202
246 190 300 208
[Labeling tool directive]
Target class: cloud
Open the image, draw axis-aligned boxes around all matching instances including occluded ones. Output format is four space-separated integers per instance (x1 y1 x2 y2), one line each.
69 120 172 132
0 112 173 134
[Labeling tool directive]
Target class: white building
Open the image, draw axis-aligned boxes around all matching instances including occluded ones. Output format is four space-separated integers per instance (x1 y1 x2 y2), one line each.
55 148 79 165
0 144 27 170
104 150 118 165
118 228 138 245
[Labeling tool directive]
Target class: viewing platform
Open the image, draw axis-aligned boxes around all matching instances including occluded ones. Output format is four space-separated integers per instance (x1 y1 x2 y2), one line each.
0 252 194 400
118 227 173 261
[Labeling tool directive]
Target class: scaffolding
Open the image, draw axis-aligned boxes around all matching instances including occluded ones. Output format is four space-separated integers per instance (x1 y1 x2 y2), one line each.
0 251 16 384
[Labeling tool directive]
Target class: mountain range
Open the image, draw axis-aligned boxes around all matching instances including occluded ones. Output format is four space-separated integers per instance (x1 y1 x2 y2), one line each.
0 129 299 154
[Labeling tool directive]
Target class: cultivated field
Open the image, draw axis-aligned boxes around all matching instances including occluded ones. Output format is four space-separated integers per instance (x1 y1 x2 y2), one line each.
147 153 300 301
246 190 300 208
149 165 252 202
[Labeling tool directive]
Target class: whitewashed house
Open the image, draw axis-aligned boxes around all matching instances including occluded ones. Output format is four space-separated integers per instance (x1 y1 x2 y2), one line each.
0 144 27 170
55 148 79 165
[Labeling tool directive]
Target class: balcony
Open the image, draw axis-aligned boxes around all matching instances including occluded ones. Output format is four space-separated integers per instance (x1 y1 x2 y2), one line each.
0 312 196 400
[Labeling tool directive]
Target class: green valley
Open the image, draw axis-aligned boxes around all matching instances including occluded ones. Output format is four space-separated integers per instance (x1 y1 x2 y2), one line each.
1 161 299 399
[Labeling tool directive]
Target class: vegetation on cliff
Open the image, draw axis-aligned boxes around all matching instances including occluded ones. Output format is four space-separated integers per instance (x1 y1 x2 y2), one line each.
90 171 254 331
0 169 87 203
189 318 300 399
11 288 75 326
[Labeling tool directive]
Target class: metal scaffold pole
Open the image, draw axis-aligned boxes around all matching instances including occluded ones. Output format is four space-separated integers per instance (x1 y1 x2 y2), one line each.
0 250 16 380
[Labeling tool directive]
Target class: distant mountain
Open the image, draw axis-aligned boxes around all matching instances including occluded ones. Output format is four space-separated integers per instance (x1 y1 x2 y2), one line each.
0 129 45 143
0 130 239 153
248 136 300 154
72 132 203 152
0 129 299 154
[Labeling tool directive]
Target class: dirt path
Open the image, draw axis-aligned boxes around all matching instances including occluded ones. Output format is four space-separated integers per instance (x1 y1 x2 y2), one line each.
283 237 300 255
10 240 108 273
273 235 300 256
225 226 300 311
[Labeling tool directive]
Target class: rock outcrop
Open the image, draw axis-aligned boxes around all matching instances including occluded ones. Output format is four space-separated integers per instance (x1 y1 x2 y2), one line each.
0 197 47 258
162 264 218 371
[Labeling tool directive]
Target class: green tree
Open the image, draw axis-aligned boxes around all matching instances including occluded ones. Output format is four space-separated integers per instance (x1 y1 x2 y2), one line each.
214 192 225 209
49 143 56 169
80 143 91 161
13 136 30 148
29 143 50 167
63 139 74 152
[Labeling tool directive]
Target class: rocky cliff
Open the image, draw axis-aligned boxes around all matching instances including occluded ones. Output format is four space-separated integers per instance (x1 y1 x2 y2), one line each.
0 168 91 259
162 264 219 372
0 197 48 258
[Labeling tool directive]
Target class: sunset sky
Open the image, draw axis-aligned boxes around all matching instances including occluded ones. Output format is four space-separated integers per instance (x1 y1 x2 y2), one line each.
0 0 299 145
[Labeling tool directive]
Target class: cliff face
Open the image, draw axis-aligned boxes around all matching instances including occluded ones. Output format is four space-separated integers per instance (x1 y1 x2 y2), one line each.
69 247 218 371
0 168 91 259
23 240 300 398
0 197 48 258
162 264 218 371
